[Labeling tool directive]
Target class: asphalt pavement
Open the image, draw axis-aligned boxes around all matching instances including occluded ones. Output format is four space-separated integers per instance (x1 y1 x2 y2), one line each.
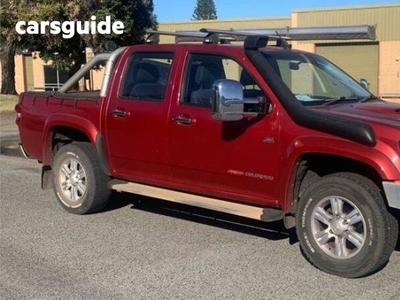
0 112 20 156
1 112 400 300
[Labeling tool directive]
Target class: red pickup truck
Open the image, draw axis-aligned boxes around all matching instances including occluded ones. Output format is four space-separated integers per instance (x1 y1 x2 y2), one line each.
15 31 400 278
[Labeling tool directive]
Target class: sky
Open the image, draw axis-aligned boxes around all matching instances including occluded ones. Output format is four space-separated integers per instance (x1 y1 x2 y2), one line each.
153 0 400 21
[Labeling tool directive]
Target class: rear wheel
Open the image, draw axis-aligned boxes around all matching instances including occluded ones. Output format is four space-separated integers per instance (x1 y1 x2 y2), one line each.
296 172 398 278
52 142 110 214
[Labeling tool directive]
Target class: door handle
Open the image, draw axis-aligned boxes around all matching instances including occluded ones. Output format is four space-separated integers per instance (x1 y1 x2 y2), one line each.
110 108 129 118
172 115 195 125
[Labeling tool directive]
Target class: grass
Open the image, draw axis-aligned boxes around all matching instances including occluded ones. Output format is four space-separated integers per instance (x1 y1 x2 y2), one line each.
0 94 19 113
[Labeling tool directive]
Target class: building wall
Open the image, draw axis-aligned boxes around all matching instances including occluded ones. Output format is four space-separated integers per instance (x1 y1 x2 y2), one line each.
379 41 400 97
86 68 104 91
32 52 47 90
293 4 400 41
8 52 104 94
14 55 25 93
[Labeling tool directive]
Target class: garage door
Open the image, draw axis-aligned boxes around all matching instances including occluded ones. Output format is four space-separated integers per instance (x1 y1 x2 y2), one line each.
316 43 379 95
24 55 34 91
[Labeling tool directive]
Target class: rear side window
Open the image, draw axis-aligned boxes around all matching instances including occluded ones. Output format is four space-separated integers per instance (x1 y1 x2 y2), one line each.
121 52 174 101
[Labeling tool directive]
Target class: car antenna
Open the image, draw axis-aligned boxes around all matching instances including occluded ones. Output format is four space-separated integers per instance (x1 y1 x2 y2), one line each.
275 31 291 50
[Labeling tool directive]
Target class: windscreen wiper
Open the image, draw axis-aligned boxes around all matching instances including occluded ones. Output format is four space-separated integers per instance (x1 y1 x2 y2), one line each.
322 97 357 106
357 96 380 103
323 96 378 106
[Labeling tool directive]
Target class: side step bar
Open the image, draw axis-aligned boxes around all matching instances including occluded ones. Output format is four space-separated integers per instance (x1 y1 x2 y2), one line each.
109 179 283 222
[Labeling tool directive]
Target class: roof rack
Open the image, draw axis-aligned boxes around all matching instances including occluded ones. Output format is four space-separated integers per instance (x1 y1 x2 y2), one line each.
146 30 235 45
146 29 287 49
200 28 291 49
145 25 376 49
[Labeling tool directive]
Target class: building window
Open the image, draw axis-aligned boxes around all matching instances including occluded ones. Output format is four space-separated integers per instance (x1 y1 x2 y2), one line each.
43 66 70 91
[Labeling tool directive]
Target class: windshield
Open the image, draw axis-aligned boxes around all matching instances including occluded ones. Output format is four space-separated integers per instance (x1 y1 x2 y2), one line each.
261 51 372 105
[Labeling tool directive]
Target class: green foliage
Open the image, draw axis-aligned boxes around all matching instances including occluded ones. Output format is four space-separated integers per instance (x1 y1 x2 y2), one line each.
96 0 157 48
0 1 17 44
192 0 217 20
21 0 87 72
0 1 35 94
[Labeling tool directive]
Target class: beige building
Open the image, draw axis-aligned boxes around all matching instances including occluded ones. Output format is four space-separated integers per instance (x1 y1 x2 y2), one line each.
5 4 400 99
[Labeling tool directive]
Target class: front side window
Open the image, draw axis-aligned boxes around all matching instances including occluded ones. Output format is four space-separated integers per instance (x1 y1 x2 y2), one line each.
182 53 263 107
121 52 174 101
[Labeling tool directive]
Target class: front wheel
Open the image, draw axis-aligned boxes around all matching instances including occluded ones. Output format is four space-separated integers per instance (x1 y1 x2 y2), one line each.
52 142 111 214
296 172 398 278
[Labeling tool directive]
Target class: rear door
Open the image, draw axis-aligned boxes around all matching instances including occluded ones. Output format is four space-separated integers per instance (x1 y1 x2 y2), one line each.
169 51 281 205
105 50 178 183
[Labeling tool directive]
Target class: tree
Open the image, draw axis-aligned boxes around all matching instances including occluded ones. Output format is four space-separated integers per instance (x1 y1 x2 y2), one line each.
1 0 46 94
0 0 28 94
192 0 217 20
20 1 86 75
0 0 158 94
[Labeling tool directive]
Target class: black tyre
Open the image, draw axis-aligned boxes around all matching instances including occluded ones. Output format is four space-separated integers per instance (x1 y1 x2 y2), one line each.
296 172 398 278
52 142 111 214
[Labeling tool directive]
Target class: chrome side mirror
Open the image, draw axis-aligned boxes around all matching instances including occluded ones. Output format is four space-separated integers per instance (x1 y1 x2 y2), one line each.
211 79 244 121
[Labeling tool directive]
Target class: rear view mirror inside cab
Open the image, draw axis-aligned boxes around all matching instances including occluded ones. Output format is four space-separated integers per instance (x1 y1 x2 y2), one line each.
289 61 301 70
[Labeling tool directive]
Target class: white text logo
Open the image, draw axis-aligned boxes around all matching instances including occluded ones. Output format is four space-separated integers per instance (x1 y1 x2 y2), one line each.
15 16 124 39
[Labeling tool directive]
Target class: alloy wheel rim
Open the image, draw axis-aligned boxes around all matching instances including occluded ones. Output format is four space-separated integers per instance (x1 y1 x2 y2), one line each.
58 157 87 207
310 196 366 259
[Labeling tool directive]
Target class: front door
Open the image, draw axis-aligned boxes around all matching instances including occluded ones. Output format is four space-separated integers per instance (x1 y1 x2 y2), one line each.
169 52 281 205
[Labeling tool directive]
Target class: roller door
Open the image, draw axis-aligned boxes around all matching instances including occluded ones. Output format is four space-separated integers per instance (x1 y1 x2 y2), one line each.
316 43 379 95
